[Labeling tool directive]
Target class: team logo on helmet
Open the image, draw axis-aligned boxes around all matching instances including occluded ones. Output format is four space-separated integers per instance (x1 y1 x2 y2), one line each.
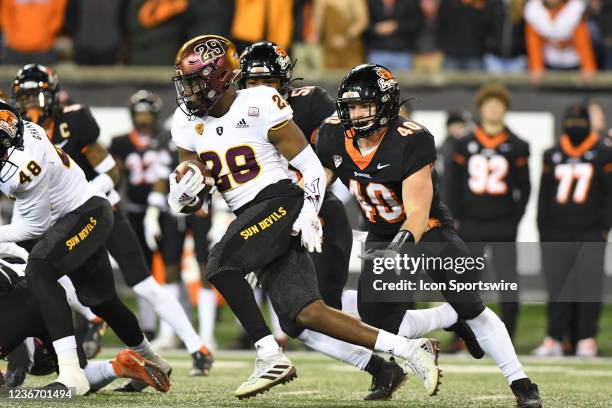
0 110 20 142
195 39 226 62
274 47 291 71
376 67 396 92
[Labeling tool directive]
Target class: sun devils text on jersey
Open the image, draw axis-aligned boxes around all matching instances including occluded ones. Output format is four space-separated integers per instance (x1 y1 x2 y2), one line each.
316 115 453 237
538 133 612 231
450 125 530 222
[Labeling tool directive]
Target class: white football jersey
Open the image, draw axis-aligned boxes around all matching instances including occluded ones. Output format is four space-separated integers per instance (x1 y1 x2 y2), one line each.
0 121 98 240
171 86 293 212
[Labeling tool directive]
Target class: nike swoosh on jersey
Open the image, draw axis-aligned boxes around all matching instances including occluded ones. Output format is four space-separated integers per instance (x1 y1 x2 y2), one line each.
57 140 69 148
377 163 391 169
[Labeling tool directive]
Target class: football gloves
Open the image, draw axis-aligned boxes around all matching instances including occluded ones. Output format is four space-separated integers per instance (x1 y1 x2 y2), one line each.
291 208 323 253
143 206 162 251
168 168 206 213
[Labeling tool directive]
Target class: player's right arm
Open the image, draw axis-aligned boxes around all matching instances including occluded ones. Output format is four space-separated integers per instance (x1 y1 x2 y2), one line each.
85 141 120 193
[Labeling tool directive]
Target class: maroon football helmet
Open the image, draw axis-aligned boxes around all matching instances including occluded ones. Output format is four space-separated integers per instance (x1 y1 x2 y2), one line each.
172 35 241 118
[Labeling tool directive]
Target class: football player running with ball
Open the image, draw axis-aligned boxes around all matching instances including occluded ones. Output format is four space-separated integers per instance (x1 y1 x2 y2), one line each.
315 63 542 408
169 35 441 400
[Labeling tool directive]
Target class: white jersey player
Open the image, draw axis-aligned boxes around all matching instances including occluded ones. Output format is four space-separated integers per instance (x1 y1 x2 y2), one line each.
0 101 168 394
167 35 441 401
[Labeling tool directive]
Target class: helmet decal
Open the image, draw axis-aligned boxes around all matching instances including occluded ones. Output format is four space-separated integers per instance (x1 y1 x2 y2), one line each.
195 39 226 62
376 67 397 92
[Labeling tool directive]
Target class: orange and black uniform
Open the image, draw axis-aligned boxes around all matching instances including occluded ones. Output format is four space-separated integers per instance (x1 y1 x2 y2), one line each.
537 134 612 343
317 116 486 332
449 125 530 338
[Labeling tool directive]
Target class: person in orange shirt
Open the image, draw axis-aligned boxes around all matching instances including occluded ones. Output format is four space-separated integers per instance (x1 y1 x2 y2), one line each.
525 0 597 84
1 0 67 64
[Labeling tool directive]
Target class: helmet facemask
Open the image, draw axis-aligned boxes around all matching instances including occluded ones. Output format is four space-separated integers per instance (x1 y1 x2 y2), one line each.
13 88 56 126
0 107 24 183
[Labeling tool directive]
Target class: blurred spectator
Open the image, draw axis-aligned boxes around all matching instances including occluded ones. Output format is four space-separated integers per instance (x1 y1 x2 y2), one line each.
438 0 489 71
413 0 443 73
436 111 469 204
450 84 530 339
587 0 612 70
1 0 67 65
364 0 422 71
312 0 369 69
186 0 234 40
484 0 528 72
126 0 189 65
525 0 597 84
587 99 612 139
65 0 127 65
292 0 323 72
535 103 610 357
231 0 294 52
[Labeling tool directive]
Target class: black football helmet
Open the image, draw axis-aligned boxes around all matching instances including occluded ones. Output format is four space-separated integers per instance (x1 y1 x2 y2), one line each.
336 64 400 140
238 41 293 98
11 64 60 126
129 89 162 132
0 101 25 183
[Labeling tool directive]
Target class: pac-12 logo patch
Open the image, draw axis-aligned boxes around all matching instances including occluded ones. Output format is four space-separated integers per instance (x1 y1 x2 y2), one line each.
333 155 343 168
216 126 224 136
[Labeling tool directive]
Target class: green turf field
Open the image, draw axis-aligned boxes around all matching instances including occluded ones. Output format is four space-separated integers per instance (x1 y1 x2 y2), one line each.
2 351 611 407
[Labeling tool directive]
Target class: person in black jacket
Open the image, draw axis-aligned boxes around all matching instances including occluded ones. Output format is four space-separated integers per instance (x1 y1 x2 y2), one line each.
449 84 531 339
483 0 528 72
364 0 423 70
533 103 612 357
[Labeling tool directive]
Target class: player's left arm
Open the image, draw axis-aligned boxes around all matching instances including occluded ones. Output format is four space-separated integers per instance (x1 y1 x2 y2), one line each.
400 164 434 243
269 119 327 215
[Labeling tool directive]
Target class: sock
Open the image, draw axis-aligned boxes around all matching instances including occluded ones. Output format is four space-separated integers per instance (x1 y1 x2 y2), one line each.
130 338 156 361
398 304 458 338
209 270 271 343
133 277 203 353
267 297 286 339
156 284 180 340
364 354 386 376
57 276 98 322
341 290 359 318
137 296 157 333
254 334 280 359
373 330 411 356
84 361 117 390
198 288 217 349
298 329 372 370
466 307 527 384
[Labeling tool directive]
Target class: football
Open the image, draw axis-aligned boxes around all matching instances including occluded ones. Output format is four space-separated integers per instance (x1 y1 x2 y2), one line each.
174 159 215 195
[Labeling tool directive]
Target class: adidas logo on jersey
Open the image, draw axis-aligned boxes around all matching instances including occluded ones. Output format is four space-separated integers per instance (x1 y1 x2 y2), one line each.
235 118 249 128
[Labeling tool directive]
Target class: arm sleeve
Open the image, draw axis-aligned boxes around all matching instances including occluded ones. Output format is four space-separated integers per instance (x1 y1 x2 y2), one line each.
525 22 545 72
573 19 597 73
289 145 327 214
514 143 531 222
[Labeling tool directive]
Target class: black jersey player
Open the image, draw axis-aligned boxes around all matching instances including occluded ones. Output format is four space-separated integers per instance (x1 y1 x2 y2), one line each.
534 103 612 357
11 66 212 380
315 64 542 408
449 84 531 339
